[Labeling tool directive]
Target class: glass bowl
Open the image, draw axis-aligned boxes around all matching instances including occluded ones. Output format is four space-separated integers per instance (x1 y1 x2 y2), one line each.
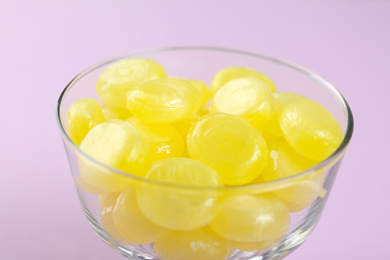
56 46 353 260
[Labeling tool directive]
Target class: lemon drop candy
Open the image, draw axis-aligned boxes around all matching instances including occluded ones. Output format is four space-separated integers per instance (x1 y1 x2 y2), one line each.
188 113 268 185
154 227 234 260
126 117 185 163
187 79 211 106
79 119 148 193
261 138 324 211
66 98 105 146
99 192 133 245
210 67 276 95
112 186 167 245
211 76 273 131
137 158 223 230
264 92 305 137
210 194 290 243
96 58 166 108
280 99 343 161
102 105 131 121
127 78 202 124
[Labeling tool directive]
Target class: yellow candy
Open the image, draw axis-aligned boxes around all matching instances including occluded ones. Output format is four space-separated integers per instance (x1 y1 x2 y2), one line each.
233 236 282 252
172 106 209 140
210 194 290 243
280 99 343 161
187 113 268 185
210 67 276 95
99 192 133 244
112 186 167 244
187 79 211 106
211 76 273 131
126 117 185 164
102 105 131 121
79 119 148 193
137 158 223 230
127 78 202 124
264 92 305 137
261 138 325 211
96 58 166 108
66 98 105 146
154 227 234 260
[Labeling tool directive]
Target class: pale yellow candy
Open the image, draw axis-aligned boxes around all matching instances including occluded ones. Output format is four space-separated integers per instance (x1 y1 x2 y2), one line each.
79 120 148 193
210 67 276 95
102 105 131 121
172 106 209 140
234 236 283 252
154 227 234 260
112 186 167 244
96 58 166 108
187 79 211 106
137 158 223 230
127 78 202 124
66 98 105 146
262 138 325 210
99 192 134 244
211 76 273 131
187 113 268 186
264 92 305 137
210 194 290 242
280 99 343 161
126 117 185 164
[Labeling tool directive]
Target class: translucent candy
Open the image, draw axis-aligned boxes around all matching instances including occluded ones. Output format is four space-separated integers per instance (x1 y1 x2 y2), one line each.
210 67 276 95
172 106 209 140
154 227 234 260
233 236 283 252
187 79 211 106
112 186 167 244
79 120 148 192
127 78 202 124
261 138 325 211
137 158 223 230
280 99 343 161
210 194 290 243
99 192 134 244
66 98 105 146
96 58 166 108
127 117 185 164
264 92 305 137
211 76 273 131
102 105 131 121
187 113 268 186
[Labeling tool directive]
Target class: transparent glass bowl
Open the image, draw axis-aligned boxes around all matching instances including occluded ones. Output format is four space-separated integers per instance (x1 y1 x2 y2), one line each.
56 46 353 260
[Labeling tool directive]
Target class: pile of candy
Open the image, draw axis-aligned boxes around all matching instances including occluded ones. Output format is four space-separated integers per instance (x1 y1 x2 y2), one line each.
66 58 343 259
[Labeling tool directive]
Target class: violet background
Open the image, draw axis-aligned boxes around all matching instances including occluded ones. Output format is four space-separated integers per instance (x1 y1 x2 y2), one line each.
1 1 389 259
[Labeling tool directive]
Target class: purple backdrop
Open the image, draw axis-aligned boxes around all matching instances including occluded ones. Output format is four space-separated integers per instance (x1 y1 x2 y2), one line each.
1 1 389 259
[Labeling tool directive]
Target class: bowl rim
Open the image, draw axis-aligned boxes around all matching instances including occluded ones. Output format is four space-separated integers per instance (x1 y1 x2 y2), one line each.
56 45 354 191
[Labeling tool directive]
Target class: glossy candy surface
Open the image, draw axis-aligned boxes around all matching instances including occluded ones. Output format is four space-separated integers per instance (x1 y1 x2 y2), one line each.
137 158 223 230
264 92 305 137
96 58 166 108
126 117 185 164
210 67 276 94
154 227 234 260
261 138 325 211
112 186 167 244
102 105 131 121
211 76 273 131
280 99 343 161
210 194 290 243
79 120 148 192
188 113 268 185
66 98 105 145
127 78 202 124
